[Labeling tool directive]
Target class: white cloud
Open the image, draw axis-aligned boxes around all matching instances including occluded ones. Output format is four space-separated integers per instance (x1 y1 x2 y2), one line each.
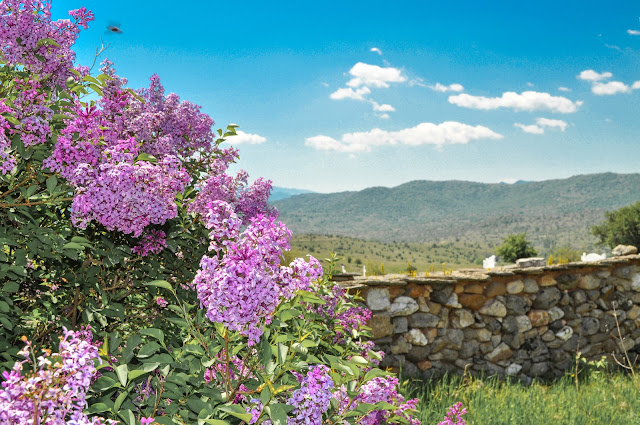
346 62 407 88
558 86 571 92
378 113 390 120
305 121 503 153
232 131 267 145
536 118 568 131
448 91 581 113
632 81 640 89
371 102 395 112
514 123 544 134
526 82 534 87
370 47 382 55
577 70 612 82
330 86 371 101
628 29 640 35
430 82 464 93
591 81 631 95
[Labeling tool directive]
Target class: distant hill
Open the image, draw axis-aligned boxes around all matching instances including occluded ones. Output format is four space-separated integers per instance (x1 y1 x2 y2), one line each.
269 187 314 202
273 173 640 250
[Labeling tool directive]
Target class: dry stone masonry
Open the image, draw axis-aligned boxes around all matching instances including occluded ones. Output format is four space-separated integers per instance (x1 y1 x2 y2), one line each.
339 253 640 381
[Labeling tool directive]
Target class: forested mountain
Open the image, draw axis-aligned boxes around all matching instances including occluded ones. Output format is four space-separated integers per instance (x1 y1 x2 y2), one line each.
273 173 640 250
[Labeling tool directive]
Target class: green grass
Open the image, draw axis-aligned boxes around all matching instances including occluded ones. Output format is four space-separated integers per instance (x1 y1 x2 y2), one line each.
407 369 640 425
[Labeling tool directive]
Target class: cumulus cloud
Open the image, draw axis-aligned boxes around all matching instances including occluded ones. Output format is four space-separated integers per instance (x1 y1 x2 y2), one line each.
514 118 568 135
330 86 371 101
371 102 395 112
448 91 582 113
628 29 640 35
430 82 464 93
231 131 267 145
536 118 568 131
514 123 544 134
370 47 382 55
591 81 631 95
346 62 407 88
632 81 640 89
305 121 503 153
558 87 571 92
578 70 612 82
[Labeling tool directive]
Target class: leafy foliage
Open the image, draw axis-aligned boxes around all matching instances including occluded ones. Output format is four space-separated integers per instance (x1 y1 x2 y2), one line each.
591 201 640 248
496 233 537 263
0 2 423 424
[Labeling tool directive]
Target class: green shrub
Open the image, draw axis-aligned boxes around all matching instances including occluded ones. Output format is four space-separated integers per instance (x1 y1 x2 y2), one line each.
496 233 537 263
591 201 640 248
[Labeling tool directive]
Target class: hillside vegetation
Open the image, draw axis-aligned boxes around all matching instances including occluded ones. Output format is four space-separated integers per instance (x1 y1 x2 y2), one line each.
275 173 640 252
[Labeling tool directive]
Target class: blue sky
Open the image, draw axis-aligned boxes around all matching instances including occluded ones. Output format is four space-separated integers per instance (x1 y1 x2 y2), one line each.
53 0 640 192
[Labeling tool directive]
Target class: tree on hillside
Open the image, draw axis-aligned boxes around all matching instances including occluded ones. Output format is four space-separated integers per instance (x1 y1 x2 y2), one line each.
496 233 537 263
591 201 640 248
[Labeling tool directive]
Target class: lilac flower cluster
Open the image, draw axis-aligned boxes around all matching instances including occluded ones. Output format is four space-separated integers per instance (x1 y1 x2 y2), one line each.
0 327 114 424
187 160 276 229
333 376 420 425
438 402 467 425
194 214 322 344
132 229 168 257
310 284 372 343
287 365 334 425
0 0 94 87
0 102 15 174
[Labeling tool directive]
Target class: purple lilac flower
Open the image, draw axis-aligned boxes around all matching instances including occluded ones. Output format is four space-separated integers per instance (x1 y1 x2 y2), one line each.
0 328 115 424
132 230 168 257
0 0 94 87
333 376 420 425
155 297 168 308
203 350 253 403
194 215 322 344
140 417 155 425
438 402 467 425
287 365 334 425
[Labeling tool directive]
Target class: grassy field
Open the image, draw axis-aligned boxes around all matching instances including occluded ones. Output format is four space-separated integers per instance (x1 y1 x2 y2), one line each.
285 234 496 274
408 369 640 425
285 233 583 274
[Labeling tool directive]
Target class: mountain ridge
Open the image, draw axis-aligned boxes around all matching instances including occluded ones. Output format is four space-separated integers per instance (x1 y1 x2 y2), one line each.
273 172 640 250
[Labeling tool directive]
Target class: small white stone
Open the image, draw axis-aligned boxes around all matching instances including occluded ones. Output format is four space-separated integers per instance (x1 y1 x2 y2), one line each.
406 329 428 346
366 288 390 311
506 363 522 376
555 326 573 341
548 306 565 322
390 296 419 317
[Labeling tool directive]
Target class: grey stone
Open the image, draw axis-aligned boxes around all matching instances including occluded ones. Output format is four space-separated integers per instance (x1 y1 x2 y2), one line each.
393 317 408 334
409 312 440 328
476 328 492 342
572 290 588 305
486 343 513 363
406 345 431 362
451 310 475 328
506 295 529 315
507 279 525 294
479 299 507 317
391 338 412 354
366 288 390 310
632 274 640 292
460 339 479 358
557 274 579 291
430 286 454 304
505 363 523 376
443 329 464 350
555 326 573 341
533 287 561 309
530 362 550 377
548 306 565 322
516 257 546 268
444 293 462 308
406 329 429 346
504 332 525 349
401 361 421 378
578 275 601 290
390 296 419 316
613 245 638 256
523 278 539 293
581 317 600 336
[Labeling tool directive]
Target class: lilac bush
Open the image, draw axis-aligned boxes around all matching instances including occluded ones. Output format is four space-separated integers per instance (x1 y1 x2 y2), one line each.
0 1 427 423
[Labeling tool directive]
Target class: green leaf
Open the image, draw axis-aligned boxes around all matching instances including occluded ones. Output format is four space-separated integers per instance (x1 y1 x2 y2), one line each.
363 367 390 382
140 328 165 346
46 175 57 193
138 341 162 358
114 393 130 416
36 37 60 47
277 343 289 364
2 282 19 293
267 403 293 425
152 417 175 425
128 369 150 381
87 403 110 414
201 420 231 425
136 152 158 163
115 364 128 386
61 242 84 250
145 280 173 291
92 376 120 391
218 404 253 422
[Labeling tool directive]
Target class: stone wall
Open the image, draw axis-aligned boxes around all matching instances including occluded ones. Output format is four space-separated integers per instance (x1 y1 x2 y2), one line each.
341 255 640 381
